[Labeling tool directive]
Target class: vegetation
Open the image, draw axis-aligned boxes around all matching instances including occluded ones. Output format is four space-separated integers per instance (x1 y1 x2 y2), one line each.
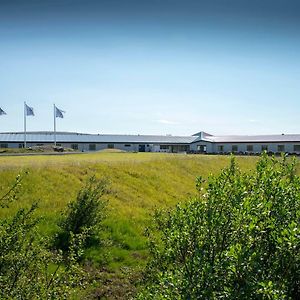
0 174 87 299
139 154 300 299
0 153 257 268
55 176 108 253
2 152 299 298
0 145 76 154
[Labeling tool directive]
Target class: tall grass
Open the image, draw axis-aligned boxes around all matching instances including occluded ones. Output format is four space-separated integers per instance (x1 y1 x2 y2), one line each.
0 153 259 269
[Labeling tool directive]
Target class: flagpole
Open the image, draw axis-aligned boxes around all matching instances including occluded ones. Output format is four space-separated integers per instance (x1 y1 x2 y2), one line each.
54 104 56 146
24 101 27 148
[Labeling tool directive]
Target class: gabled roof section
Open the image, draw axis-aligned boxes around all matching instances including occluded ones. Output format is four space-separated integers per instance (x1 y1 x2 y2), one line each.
191 131 214 143
192 131 213 137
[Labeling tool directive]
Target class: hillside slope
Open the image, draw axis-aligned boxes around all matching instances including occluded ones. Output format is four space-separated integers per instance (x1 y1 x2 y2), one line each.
0 152 259 297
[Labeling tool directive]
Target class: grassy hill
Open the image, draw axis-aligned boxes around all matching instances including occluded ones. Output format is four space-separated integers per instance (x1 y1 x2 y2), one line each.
0 152 260 297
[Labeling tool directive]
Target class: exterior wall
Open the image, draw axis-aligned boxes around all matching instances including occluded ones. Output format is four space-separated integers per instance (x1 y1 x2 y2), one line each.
213 143 300 154
66 143 140 152
87 143 189 153
0 142 189 153
150 144 190 153
191 142 300 154
2 140 300 154
152 145 161 152
190 142 213 153
1 142 25 148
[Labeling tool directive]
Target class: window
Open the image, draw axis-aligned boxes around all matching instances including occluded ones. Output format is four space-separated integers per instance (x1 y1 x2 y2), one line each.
294 145 300 152
261 145 268 151
19 144 24 148
89 144 96 151
197 145 207 152
107 144 114 149
124 144 131 147
71 144 78 150
278 145 285 152
247 145 253 152
218 145 224 152
160 145 169 150
232 145 238 152
0 143 8 148
178 145 190 152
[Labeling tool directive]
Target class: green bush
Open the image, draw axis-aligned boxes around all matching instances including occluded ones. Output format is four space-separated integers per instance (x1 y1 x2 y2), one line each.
139 154 300 299
55 176 108 252
0 175 87 299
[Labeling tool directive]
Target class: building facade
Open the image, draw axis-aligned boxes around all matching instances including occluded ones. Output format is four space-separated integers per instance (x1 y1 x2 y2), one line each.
1 131 300 154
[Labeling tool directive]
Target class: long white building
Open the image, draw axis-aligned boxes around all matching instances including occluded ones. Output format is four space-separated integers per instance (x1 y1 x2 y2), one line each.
1 131 300 154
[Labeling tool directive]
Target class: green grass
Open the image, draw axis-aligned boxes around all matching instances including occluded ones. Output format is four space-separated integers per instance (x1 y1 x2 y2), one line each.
0 153 258 262
0 152 261 297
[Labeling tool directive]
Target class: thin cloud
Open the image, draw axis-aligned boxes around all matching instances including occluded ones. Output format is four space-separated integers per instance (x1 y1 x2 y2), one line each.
249 119 260 123
156 119 179 125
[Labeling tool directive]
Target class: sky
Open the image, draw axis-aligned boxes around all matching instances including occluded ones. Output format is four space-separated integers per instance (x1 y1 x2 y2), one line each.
0 0 299 136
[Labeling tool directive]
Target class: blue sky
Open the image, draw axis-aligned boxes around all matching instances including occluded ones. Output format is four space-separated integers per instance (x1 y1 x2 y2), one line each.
0 0 299 135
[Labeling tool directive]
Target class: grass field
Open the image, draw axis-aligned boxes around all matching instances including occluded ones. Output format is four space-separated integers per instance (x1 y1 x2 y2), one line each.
0 152 261 297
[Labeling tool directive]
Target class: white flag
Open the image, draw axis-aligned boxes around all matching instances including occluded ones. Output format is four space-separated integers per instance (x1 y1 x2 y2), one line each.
55 106 65 118
25 103 34 116
0 107 6 115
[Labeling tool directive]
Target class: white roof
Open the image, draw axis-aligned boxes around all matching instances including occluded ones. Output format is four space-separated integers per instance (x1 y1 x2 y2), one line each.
2 131 300 144
204 134 300 143
0 132 197 144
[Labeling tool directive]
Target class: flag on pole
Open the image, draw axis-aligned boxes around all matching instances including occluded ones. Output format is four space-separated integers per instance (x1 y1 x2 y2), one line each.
0 107 6 115
55 106 65 118
53 104 65 146
25 103 34 116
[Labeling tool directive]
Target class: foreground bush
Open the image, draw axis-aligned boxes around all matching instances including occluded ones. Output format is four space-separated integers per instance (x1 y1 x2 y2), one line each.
55 176 108 253
139 155 300 299
0 175 86 299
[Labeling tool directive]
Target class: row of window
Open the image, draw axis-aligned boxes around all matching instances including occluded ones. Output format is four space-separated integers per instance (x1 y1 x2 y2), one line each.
0 143 127 150
87 144 149 150
218 145 300 153
78 144 135 150
0 143 143 150
2 143 300 153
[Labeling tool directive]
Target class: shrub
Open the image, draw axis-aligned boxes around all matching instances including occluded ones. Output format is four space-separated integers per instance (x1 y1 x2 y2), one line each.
0 174 87 299
139 154 300 299
55 176 108 252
